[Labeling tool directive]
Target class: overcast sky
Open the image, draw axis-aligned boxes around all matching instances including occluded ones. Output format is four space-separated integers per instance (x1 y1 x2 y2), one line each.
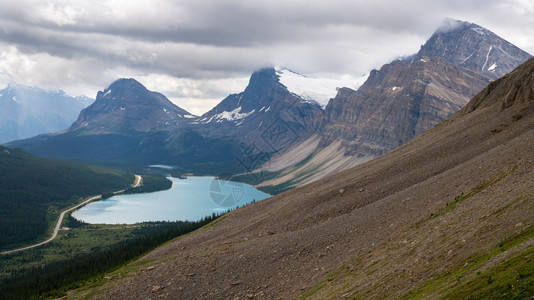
1 0 533 115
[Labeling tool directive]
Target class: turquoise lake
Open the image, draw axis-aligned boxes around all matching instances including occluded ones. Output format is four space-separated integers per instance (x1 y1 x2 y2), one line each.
72 176 270 224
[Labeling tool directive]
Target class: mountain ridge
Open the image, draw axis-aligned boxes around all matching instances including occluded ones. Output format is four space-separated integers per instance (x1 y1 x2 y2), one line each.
0 84 93 144
6 19 532 190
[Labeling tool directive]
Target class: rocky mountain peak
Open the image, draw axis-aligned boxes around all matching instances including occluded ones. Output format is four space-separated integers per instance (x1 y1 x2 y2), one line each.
415 18 532 80
70 78 191 133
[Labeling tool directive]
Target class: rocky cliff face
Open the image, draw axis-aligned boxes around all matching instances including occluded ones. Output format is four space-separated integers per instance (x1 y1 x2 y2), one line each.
320 57 491 156
71 78 192 133
415 18 532 80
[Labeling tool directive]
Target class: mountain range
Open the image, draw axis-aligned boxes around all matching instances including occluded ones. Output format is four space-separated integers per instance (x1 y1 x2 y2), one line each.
0 84 93 144
253 19 532 191
78 51 534 300
7 19 532 192
2 17 534 298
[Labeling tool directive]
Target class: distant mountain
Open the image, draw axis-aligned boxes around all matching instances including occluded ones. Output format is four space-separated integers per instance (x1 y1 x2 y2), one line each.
415 18 532 80
0 84 93 144
71 78 193 133
255 19 532 192
320 19 532 157
8 79 240 173
0 145 133 250
195 67 324 158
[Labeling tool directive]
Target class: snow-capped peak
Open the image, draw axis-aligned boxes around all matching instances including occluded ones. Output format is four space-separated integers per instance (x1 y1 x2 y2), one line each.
274 66 368 107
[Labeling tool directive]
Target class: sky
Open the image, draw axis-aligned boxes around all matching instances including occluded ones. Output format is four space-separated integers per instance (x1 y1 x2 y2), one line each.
0 0 533 115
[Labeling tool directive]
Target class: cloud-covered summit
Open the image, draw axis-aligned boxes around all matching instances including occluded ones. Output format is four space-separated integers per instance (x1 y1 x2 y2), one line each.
0 0 533 115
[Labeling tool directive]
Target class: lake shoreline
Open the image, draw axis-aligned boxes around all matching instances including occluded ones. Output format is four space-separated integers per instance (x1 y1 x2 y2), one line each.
72 176 270 225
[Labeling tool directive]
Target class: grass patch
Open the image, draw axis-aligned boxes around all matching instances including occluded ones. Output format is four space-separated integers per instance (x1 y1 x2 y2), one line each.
414 166 518 228
445 244 534 299
300 282 326 299
401 226 534 299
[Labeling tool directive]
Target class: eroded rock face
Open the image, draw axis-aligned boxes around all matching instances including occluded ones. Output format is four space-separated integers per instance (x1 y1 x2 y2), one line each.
416 19 532 80
464 57 534 113
320 57 490 156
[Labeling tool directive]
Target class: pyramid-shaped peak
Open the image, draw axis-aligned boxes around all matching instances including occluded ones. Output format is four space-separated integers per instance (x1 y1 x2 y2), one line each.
416 18 531 80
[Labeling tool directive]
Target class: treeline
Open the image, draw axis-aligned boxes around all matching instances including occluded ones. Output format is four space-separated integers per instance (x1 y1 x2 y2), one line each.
0 146 133 250
0 213 221 299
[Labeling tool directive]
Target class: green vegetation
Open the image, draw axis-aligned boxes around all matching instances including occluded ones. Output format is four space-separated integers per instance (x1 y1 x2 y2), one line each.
8 128 245 174
446 244 534 299
0 146 133 250
415 166 518 228
0 213 221 300
401 227 534 299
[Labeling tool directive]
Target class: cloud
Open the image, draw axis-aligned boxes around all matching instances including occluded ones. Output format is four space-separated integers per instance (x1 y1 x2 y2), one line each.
30 3 78 26
0 0 532 114
134 73 250 115
0 45 36 81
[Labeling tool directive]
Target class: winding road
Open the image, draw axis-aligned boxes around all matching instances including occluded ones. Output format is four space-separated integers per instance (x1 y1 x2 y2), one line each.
1 175 142 255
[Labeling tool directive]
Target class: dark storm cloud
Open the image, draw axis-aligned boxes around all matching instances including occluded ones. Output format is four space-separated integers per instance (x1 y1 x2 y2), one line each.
0 0 533 114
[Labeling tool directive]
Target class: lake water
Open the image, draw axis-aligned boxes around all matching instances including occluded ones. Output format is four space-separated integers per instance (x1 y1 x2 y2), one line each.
72 176 270 224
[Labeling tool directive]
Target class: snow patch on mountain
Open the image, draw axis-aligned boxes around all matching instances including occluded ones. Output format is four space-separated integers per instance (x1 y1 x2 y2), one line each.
275 66 368 107
471 27 486 36
205 107 255 123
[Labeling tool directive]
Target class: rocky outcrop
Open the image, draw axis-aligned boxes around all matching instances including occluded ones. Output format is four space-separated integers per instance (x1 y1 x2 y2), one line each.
319 57 491 156
464 57 534 112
